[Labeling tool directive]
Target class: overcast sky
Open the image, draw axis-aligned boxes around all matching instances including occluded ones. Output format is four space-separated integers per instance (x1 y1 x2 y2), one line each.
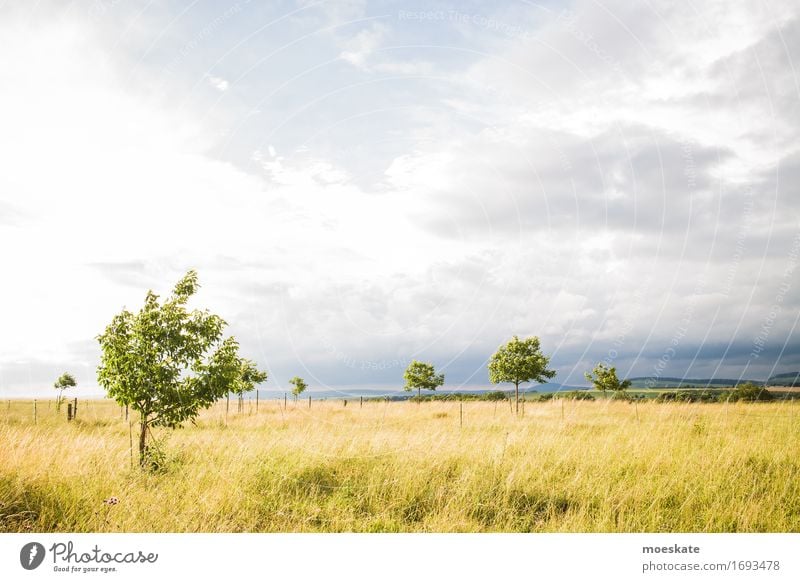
1 0 798 396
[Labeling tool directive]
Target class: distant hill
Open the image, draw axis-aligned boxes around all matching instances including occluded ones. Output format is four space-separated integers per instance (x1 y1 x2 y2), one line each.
628 377 764 389
767 372 800 386
243 383 589 400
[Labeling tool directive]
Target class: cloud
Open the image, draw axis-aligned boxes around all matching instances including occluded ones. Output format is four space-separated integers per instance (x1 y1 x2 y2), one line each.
339 23 387 69
208 76 229 91
1 1 799 395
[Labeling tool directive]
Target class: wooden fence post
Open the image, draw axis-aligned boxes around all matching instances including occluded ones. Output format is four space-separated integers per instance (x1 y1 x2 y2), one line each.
360 396 363 408
73 398 78 420
67 403 73 421
284 393 287 410
33 399 37 424
460 401 463 428
256 390 259 413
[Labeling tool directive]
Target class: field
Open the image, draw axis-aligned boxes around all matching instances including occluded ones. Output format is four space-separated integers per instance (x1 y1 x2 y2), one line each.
1 397 799 533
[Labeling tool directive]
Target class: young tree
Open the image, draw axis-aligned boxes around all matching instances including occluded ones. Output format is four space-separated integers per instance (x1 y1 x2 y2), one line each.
97 270 257 467
53 372 77 411
231 359 268 412
403 360 445 400
584 363 631 395
488 336 555 414
289 376 307 398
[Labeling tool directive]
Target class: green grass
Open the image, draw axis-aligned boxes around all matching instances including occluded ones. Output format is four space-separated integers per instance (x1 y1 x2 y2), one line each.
1 398 798 532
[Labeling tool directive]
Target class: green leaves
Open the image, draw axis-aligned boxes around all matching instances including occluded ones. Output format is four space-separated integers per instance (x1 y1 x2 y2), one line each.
231 358 269 396
54 372 77 390
403 360 445 393
584 363 631 392
488 335 555 387
289 376 307 396
96 271 267 438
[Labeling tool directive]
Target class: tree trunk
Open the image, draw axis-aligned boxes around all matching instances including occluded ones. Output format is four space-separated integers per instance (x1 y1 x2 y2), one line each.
138 419 148 468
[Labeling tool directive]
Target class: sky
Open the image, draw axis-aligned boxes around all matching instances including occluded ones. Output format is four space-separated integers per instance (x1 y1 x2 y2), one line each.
0 0 798 397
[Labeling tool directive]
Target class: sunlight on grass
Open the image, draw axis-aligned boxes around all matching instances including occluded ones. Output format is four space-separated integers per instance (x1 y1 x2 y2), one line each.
1 398 798 532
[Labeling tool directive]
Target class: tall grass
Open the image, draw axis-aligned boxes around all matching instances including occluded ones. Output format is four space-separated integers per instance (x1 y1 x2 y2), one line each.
0 398 798 532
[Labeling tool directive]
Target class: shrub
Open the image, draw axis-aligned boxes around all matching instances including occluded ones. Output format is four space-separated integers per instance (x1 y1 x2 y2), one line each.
485 391 509 401
609 391 633 401
563 390 595 401
656 391 720 403
537 391 594 401
725 383 773 402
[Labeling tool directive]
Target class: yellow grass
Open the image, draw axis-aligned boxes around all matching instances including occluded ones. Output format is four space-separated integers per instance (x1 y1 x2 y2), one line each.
1 398 798 532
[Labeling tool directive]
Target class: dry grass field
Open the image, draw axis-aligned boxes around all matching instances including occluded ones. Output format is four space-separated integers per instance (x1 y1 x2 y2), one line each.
1 397 798 533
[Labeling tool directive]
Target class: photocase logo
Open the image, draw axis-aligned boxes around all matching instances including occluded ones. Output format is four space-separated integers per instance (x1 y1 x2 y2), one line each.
19 542 46 570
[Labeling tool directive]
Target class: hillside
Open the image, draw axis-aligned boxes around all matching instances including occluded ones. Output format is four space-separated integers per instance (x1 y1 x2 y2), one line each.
767 371 800 386
628 377 764 388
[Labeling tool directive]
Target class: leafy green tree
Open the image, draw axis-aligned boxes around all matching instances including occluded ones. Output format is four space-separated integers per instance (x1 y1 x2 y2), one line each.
726 382 773 402
489 336 555 414
289 376 307 398
584 363 631 395
231 359 268 412
97 270 254 467
54 372 77 411
403 360 445 400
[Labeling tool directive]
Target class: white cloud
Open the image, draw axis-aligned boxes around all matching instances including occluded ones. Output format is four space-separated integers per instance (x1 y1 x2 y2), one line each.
1 1 798 394
207 76 229 91
339 23 386 69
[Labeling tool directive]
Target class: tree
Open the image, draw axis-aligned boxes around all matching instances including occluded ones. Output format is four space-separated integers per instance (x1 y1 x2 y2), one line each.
54 372 76 411
403 360 445 400
97 270 257 467
488 336 555 414
584 363 631 395
726 382 773 402
289 376 307 398
230 359 268 413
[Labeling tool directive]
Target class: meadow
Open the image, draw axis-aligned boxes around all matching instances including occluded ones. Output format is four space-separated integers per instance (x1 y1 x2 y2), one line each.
1 397 798 533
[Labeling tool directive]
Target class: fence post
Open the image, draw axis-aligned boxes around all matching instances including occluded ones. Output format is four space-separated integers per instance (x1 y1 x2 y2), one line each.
33 399 37 424
344 399 347 407
73 398 78 420
360 396 363 408
284 393 287 410
308 395 311 409
460 401 463 428
129 421 133 469
256 390 259 413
